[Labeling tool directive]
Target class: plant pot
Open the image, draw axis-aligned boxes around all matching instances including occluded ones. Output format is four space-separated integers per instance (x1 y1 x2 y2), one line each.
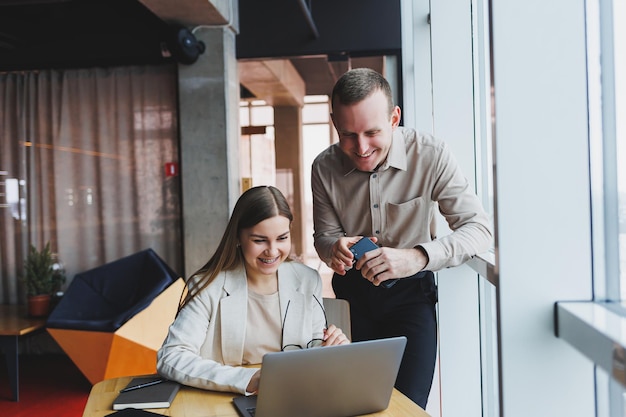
28 294 52 317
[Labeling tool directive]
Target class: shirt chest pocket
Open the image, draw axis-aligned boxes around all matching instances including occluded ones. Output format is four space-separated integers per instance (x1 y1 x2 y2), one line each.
384 196 434 247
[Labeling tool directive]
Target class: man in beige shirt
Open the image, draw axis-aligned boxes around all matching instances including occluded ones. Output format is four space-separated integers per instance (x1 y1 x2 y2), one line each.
311 68 492 408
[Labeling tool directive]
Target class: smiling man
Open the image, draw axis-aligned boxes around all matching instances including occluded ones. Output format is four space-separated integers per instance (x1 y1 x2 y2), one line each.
311 68 492 408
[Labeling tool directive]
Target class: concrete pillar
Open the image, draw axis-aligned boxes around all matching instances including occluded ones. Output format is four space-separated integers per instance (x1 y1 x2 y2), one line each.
274 106 306 258
177 26 240 276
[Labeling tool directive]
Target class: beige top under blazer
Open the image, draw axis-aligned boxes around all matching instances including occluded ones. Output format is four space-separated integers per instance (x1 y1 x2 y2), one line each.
157 261 325 394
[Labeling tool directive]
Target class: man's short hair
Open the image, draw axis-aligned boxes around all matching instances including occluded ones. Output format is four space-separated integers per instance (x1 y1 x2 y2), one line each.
331 68 395 116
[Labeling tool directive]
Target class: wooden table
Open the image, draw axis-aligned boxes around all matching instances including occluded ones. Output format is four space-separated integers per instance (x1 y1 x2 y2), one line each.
0 304 47 401
82 376 431 417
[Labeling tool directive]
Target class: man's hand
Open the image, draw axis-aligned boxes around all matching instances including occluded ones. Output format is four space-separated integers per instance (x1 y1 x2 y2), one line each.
356 246 428 286
327 236 371 275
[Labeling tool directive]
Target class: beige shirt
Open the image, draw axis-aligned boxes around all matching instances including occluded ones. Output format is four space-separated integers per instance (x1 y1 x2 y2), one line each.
311 127 493 272
243 291 281 364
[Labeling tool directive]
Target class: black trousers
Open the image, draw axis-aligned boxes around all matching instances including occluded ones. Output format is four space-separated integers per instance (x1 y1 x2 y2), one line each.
332 268 437 409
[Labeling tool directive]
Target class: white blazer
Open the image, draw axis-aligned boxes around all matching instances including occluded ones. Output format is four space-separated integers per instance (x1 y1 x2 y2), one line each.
157 261 325 394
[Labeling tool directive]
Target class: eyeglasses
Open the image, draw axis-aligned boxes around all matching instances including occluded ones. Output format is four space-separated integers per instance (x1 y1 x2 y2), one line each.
281 294 328 351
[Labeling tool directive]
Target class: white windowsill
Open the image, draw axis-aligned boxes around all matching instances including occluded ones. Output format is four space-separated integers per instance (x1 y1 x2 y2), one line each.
556 301 626 387
466 251 497 286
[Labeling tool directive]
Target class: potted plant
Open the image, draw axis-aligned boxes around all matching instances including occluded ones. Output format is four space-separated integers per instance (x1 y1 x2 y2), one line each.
22 242 66 317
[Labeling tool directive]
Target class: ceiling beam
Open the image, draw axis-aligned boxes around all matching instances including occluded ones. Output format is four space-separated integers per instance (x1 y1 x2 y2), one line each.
139 0 237 30
239 59 305 107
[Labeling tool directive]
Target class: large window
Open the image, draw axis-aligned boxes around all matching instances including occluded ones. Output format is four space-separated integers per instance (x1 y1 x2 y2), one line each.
589 0 626 412
586 0 625 301
401 0 499 415
611 0 626 299
239 100 276 188
406 0 601 415
470 0 499 416
555 0 626 415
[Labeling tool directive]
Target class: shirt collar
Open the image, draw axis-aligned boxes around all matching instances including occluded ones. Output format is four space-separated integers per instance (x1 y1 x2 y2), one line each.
382 128 407 171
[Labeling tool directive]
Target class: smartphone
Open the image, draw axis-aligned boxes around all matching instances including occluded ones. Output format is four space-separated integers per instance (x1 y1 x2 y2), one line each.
349 237 379 261
349 238 399 288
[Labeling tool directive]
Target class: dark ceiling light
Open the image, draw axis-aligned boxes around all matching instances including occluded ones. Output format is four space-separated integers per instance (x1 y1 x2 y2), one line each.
165 25 206 65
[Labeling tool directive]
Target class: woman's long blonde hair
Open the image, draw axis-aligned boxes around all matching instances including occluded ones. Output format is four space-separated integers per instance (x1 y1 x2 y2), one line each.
178 185 293 312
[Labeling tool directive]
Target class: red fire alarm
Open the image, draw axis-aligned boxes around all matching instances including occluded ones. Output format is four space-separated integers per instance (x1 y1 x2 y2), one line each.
165 162 179 177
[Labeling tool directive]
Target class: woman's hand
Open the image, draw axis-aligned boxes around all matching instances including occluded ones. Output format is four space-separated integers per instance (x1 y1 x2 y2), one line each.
322 324 350 346
246 369 261 394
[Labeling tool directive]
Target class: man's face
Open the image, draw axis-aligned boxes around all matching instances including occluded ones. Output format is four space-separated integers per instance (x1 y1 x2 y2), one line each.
331 89 401 172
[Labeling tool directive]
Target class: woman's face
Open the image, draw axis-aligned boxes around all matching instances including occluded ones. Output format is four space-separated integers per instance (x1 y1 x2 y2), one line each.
239 214 291 280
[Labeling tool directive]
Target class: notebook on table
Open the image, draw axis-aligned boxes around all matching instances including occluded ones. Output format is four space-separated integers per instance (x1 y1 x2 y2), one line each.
106 409 163 416
232 336 407 417
112 375 180 410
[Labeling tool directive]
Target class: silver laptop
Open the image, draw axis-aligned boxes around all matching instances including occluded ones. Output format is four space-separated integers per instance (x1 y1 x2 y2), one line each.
232 336 407 417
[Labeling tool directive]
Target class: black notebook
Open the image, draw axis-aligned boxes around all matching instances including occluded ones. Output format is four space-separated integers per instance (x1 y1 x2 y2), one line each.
113 376 180 410
106 409 163 416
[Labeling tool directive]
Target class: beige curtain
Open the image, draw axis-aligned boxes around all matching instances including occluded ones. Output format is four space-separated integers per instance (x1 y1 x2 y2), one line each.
0 65 182 305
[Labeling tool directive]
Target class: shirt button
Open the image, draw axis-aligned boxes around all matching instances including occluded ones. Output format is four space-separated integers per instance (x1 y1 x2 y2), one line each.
373 204 379 208
375 230 380 234
372 174 377 178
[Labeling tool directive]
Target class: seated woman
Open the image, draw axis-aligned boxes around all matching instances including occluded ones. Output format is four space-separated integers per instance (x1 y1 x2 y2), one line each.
157 185 349 395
